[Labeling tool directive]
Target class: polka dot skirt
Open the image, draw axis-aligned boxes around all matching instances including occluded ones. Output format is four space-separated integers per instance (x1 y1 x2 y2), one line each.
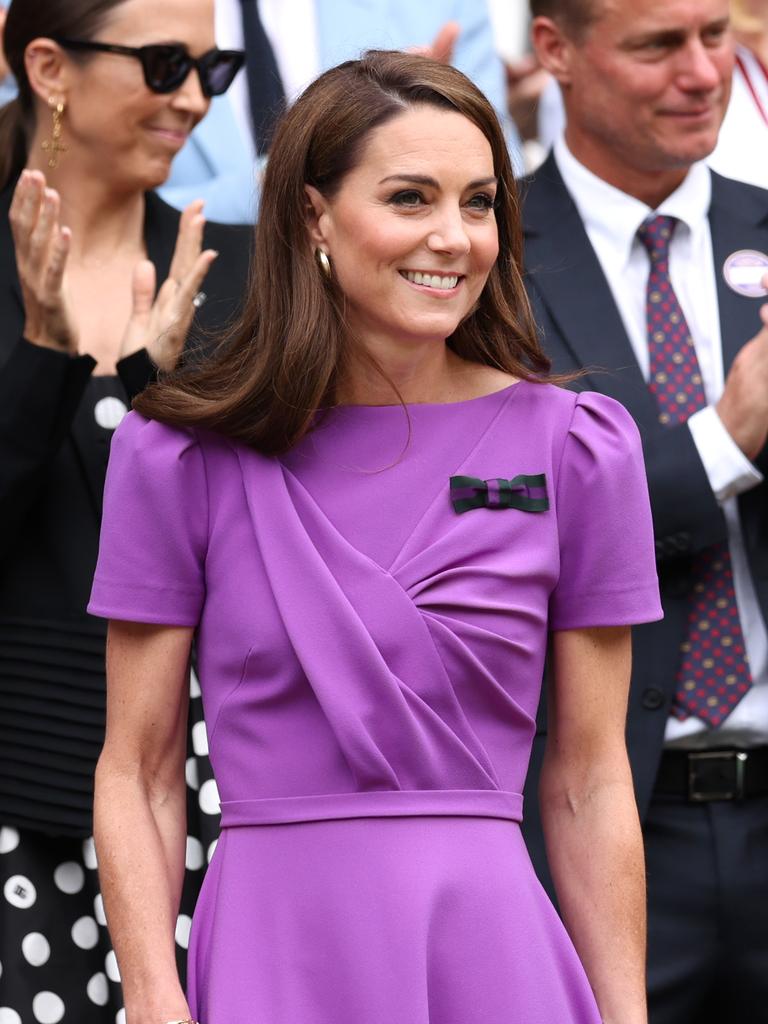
0 675 219 1023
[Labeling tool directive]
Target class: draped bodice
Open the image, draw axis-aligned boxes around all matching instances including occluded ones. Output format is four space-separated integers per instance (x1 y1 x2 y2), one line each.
89 381 662 825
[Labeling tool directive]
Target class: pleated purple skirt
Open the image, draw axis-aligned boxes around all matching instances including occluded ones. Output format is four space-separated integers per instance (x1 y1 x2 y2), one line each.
187 815 601 1023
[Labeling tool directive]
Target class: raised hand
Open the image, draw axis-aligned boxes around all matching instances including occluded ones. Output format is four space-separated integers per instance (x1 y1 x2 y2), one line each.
505 55 551 142
409 21 460 65
716 283 768 461
9 169 77 353
119 200 218 372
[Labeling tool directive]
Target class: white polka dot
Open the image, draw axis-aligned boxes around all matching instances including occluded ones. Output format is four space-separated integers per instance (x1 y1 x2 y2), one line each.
53 861 85 894
71 915 99 950
191 720 209 756
185 836 204 870
116 1009 126 1024
207 839 218 863
32 991 65 1024
94 893 107 926
175 914 192 949
0 827 20 854
22 933 50 967
0 1008 21 1024
198 778 220 815
4 875 36 909
86 972 109 1007
93 396 128 430
105 950 121 982
185 757 199 790
82 838 98 870
189 668 202 699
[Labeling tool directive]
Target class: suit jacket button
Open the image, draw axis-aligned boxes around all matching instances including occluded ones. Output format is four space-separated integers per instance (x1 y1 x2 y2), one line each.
641 687 666 711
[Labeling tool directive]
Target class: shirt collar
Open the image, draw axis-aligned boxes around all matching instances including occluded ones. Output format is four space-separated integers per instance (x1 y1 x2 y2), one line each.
553 134 712 267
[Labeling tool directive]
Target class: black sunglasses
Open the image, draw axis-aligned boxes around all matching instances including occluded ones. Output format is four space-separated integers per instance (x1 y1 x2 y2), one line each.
55 38 245 97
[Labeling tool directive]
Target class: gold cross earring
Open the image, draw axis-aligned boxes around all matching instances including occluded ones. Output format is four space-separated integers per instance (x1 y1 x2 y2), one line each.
42 97 67 168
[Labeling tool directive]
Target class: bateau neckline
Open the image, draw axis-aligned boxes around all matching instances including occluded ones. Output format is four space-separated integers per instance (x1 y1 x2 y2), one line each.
331 379 524 411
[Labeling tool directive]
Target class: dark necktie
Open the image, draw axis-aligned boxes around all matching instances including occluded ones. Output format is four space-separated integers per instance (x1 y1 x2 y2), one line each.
240 0 286 154
637 215 753 728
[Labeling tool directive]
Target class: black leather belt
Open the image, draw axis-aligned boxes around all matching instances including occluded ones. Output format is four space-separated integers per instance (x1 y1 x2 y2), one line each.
654 747 768 802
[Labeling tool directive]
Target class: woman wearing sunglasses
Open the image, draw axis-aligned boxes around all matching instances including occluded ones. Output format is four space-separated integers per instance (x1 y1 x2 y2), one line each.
0 1 248 1020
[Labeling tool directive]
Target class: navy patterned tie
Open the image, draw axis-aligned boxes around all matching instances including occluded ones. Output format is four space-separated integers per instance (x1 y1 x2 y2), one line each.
637 215 752 727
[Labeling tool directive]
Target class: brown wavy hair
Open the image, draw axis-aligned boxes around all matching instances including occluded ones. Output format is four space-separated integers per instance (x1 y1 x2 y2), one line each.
135 49 550 454
0 0 125 189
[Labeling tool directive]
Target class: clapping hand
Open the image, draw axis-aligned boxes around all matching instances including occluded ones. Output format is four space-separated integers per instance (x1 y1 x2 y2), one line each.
10 171 217 371
9 169 76 353
119 199 218 372
716 273 768 461
409 21 460 65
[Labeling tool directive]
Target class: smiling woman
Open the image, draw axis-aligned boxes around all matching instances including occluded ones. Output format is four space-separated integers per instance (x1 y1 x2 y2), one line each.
135 49 547 443
0 0 249 1020
89 48 662 1024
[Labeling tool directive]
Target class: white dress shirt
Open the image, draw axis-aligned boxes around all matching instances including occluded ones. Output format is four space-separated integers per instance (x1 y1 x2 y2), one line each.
554 136 768 747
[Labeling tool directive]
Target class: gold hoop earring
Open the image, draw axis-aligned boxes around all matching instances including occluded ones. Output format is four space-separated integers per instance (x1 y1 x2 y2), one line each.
42 97 67 168
315 248 332 279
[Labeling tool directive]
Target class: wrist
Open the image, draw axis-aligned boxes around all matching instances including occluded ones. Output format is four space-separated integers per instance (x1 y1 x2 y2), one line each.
23 327 75 355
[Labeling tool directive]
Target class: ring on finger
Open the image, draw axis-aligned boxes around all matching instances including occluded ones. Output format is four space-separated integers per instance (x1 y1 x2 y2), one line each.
192 291 207 309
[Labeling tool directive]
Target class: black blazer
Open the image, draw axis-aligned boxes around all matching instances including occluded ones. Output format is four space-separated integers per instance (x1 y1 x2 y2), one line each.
520 154 768 880
0 184 251 833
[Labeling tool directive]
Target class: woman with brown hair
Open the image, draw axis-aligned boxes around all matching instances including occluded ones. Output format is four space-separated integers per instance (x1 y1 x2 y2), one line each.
90 50 661 1024
0 1 248 1020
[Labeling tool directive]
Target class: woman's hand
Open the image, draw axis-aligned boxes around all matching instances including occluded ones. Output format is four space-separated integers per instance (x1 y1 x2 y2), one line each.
9 169 77 354
120 200 218 372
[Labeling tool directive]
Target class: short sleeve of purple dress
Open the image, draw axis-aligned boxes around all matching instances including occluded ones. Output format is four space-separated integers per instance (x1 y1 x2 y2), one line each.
89 380 662 1024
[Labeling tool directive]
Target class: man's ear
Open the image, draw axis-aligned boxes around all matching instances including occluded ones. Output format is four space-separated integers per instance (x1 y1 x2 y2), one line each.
25 38 71 105
304 184 332 250
531 16 575 87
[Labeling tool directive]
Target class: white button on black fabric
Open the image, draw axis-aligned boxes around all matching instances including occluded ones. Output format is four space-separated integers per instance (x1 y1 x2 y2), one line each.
93 397 128 430
4 874 37 909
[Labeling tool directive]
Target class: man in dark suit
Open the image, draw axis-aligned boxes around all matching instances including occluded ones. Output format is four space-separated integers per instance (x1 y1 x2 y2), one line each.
520 1 768 1021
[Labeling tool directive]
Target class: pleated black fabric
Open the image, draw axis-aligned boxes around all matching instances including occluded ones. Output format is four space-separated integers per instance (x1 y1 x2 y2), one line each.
0 616 106 835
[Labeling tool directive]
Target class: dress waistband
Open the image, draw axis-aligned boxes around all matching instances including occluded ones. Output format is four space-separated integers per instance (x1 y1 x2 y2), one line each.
220 789 523 827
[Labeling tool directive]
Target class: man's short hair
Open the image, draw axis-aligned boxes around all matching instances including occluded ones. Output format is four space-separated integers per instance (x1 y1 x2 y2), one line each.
529 0 601 39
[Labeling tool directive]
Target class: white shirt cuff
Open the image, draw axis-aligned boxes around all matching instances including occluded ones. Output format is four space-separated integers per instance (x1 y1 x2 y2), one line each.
688 405 764 501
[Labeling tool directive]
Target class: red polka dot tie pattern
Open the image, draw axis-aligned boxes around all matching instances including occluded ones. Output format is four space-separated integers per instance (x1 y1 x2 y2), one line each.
638 215 752 727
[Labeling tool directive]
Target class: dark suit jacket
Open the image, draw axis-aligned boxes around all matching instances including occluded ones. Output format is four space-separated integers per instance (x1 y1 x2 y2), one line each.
520 153 768 882
0 184 251 832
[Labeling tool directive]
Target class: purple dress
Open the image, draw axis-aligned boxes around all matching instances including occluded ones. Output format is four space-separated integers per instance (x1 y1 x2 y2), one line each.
89 380 662 1023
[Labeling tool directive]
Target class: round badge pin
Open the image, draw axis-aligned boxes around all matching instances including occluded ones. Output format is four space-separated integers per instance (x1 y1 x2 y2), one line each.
723 249 768 298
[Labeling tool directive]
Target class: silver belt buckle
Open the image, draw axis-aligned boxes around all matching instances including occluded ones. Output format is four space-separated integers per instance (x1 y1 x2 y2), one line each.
687 750 748 801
